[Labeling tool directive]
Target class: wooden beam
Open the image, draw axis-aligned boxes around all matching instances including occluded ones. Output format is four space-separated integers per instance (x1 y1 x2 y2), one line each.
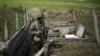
93 10 100 44
34 47 45 56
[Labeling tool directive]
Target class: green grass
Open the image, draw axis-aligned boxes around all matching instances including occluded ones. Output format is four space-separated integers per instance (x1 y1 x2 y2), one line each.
0 0 100 10
19 14 24 28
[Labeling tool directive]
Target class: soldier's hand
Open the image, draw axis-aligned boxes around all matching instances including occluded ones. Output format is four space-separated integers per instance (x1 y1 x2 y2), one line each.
37 31 41 34
34 36 40 42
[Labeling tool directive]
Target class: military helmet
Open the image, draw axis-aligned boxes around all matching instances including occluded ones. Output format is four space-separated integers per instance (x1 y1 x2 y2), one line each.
28 8 44 20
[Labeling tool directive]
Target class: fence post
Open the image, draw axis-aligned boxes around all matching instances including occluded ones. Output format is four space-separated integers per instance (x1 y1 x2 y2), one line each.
24 11 27 25
73 10 77 24
16 12 19 31
26 9 29 23
4 20 8 41
93 10 100 44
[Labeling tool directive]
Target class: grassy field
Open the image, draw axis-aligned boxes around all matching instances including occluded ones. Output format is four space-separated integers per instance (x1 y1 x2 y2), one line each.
0 0 100 10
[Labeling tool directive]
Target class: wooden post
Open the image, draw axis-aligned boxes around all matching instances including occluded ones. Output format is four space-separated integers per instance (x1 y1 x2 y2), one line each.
24 11 27 25
26 9 29 23
73 10 77 24
16 12 19 30
93 10 100 44
4 20 8 41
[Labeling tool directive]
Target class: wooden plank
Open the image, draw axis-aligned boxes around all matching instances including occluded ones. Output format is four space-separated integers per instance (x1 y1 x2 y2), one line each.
35 47 45 56
93 10 100 44
34 41 53 56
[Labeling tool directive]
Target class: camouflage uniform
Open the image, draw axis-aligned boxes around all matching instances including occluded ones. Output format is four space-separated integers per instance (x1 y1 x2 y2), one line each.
29 8 48 55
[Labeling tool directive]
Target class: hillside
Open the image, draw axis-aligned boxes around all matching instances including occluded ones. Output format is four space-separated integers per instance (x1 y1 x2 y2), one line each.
0 0 100 10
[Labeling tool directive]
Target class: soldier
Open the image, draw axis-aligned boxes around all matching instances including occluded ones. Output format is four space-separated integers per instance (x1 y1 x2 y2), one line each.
29 8 48 55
